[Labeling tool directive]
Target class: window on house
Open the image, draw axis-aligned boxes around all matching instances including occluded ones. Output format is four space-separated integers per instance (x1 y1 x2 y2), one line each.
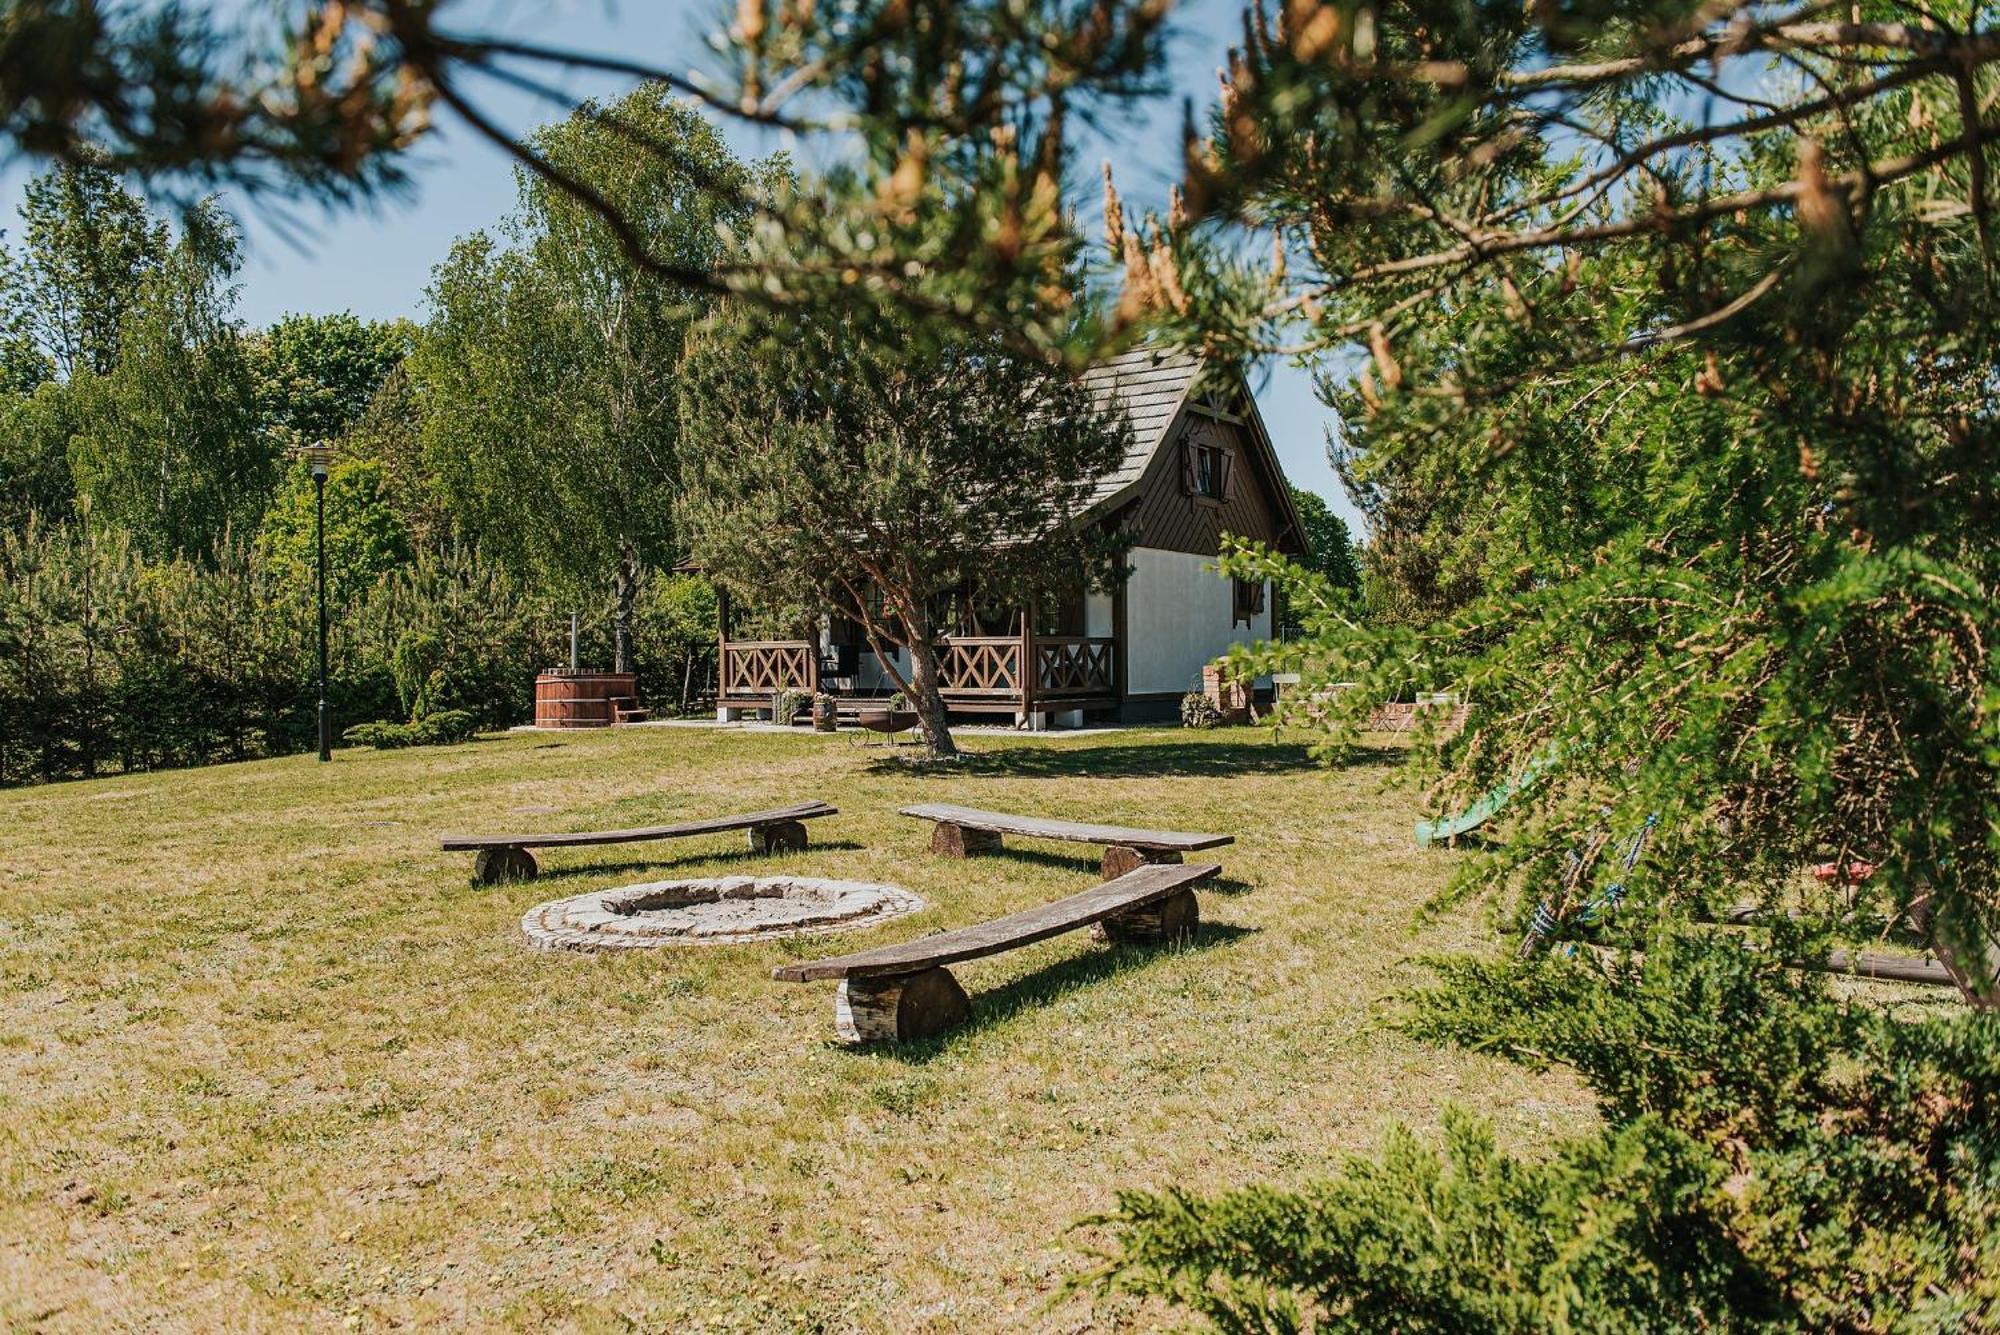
1197 446 1220 497
1183 437 1233 501
1232 576 1266 627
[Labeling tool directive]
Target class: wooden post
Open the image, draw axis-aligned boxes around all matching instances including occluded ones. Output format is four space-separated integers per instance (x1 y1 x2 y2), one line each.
1019 600 1037 729
473 846 538 885
747 820 809 854
835 968 971 1044
933 822 1003 858
1100 845 1182 880
1096 889 1200 945
1112 565 1129 714
716 587 733 704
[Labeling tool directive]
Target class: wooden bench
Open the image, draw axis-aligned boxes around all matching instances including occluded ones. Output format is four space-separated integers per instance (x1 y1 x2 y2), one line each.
774 860 1221 1043
441 800 836 884
899 802 1233 879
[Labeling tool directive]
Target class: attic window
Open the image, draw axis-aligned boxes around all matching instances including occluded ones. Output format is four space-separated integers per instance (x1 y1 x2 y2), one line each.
1183 437 1234 502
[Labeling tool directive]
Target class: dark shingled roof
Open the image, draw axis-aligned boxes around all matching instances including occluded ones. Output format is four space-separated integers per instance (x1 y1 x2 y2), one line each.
1077 346 1206 508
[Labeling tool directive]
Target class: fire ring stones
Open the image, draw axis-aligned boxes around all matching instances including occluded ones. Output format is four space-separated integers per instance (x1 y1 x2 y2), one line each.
520 876 927 952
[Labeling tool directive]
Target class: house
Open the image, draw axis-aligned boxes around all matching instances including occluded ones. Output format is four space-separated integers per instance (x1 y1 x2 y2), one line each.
715 346 1307 726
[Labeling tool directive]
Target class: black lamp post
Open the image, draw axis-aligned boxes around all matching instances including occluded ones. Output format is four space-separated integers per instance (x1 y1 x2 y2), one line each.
307 444 334 762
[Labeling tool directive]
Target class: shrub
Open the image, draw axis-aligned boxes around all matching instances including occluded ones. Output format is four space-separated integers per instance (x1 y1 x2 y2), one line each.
1089 926 2000 1331
769 688 806 725
1180 691 1221 729
341 710 478 749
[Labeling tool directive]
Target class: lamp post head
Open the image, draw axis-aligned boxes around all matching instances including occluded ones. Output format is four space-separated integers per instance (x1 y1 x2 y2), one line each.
303 443 336 480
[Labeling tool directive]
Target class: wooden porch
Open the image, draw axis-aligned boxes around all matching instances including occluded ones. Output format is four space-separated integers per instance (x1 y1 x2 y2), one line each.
718 632 1118 719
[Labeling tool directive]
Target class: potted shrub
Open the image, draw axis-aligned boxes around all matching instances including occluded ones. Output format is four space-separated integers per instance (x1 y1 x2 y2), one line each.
812 691 838 732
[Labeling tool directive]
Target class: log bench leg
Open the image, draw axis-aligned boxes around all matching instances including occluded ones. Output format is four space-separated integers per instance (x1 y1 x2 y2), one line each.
1101 845 1182 880
834 968 971 1044
747 820 809 855
473 846 538 885
932 822 1003 858
1095 888 1200 945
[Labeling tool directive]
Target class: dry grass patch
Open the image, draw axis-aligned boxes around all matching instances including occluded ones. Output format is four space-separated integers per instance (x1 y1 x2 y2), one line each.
0 723 1592 1331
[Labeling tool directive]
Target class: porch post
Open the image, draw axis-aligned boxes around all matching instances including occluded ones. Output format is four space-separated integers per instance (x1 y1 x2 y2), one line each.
807 613 823 697
1112 561 1129 717
716 586 734 722
1020 600 1040 731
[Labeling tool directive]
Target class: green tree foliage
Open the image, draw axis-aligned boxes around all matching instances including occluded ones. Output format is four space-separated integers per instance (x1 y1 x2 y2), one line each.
255 457 411 612
0 381 81 530
411 86 762 671
1285 483 1360 599
247 312 414 453
64 202 269 561
677 306 1129 757
629 570 720 717
354 545 563 728
1094 928 2000 1331
17 161 167 376
1049 0 2000 1323
0 515 397 783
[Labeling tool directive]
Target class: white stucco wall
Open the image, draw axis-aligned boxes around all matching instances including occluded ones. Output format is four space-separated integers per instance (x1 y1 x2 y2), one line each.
1124 547 1272 696
1085 589 1114 638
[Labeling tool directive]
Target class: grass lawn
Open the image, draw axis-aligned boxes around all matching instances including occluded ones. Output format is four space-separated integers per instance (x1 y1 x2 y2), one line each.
0 723 1595 1331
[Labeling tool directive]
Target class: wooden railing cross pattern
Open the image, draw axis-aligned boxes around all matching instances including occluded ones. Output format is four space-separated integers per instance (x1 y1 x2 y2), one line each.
721 640 814 696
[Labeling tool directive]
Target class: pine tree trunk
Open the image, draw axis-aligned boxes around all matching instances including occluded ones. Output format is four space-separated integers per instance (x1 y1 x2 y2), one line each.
1910 885 1999 1009
904 633 958 759
886 588 957 759
612 543 636 675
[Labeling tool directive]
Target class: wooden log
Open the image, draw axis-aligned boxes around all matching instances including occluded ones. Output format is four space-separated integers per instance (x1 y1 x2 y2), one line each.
1095 888 1199 945
1101 845 1182 881
747 820 809 855
1814 949 1957 989
932 822 1003 858
834 967 971 1044
473 846 537 885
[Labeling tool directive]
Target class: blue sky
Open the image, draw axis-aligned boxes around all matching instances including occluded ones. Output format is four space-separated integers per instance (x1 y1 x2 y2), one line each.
2 0 1360 528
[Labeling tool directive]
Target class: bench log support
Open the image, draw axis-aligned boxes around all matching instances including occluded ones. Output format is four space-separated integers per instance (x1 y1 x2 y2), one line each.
1096 888 1199 944
835 968 971 1045
747 820 809 855
474 846 538 885
1100 845 1182 881
932 822 1004 858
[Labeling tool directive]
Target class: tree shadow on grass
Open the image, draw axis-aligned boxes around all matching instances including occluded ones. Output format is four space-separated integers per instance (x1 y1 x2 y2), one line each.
524 841 867 883
871 737 1405 780
857 921 1258 1064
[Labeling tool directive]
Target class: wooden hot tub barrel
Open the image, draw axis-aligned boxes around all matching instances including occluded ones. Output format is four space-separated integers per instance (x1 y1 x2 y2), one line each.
534 671 637 728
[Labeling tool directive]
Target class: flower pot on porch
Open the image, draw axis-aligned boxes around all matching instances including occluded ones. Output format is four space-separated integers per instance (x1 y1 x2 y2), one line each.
812 693 838 732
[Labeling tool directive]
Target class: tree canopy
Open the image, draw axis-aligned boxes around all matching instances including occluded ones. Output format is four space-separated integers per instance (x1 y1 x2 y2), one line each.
677 307 1130 757
410 84 767 669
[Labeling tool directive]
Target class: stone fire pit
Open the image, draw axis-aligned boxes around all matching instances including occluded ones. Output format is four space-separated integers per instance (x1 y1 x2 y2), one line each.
520 876 926 952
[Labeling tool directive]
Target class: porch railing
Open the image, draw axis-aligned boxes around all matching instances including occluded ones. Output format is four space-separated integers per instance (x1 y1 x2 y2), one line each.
719 634 1117 703
938 636 1023 696
719 640 815 697
1032 636 1115 697
933 634 1117 699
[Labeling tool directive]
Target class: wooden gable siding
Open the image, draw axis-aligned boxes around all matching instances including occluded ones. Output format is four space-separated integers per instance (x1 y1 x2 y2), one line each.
1118 411 1289 557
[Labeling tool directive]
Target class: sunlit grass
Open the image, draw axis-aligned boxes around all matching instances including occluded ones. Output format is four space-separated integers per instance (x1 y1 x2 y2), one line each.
0 723 1592 1330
